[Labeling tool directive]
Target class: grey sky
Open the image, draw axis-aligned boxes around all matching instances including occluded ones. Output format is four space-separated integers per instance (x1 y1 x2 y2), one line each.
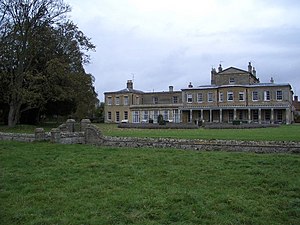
67 0 300 101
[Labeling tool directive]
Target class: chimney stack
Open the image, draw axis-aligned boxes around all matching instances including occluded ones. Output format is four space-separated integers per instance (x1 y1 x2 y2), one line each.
169 85 174 92
270 77 274 83
252 67 256 77
127 80 133 89
295 96 299 102
188 82 193 88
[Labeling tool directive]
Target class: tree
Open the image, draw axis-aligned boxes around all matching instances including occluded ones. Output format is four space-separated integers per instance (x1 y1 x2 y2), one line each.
0 0 97 126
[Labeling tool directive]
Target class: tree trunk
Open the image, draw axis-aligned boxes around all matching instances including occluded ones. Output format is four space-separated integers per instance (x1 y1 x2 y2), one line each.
8 102 21 127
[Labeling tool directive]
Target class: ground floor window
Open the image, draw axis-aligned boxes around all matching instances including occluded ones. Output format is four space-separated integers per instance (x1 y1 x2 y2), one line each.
277 110 283 122
132 111 140 123
108 111 112 120
173 110 180 123
252 110 258 121
143 111 149 121
163 110 169 121
116 111 120 122
229 111 233 122
124 111 128 120
265 110 271 122
153 110 158 123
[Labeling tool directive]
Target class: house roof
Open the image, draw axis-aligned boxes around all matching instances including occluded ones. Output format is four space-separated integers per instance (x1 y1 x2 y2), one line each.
104 88 144 95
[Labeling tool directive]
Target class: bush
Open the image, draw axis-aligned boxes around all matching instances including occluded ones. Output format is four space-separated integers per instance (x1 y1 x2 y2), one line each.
157 115 165 125
233 120 241 125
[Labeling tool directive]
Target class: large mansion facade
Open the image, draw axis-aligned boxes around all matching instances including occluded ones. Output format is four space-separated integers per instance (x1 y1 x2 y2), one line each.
104 63 294 124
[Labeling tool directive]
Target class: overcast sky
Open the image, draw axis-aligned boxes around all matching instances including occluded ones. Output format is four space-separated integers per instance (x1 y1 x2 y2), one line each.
66 0 300 101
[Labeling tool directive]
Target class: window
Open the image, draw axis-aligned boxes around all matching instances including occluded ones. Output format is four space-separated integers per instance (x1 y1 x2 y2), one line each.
107 97 112 105
132 111 139 123
277 110 283 122
153 97 158 104
116 112 120 122
227 92 234 101
123 96 129 105
239 92 245 101
136 96 140 105
208 92 213 102
115 96 120 105
124 111 128 120
252 91 258 101
276 90 283 100
143 111 149 121
107 111 112 120
163 110 169 121
229 77 235 84
219 92 223 102
187 94 193 103
197 93 203 102
173 96 178 104
173 109 179 123
153 110 158 123
264 91 270 101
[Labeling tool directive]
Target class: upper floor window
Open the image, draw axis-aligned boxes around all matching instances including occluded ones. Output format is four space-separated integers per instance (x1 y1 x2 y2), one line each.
264 91 270 101
208 92 213 102
227 92 234 101
219 92 223 102
229 77 235 84
123 96 129 105
239 92 245 101
115 96 120 105
197 93 203 102
276 90 283 100
252 91 258 101
173 96 178 104
107 97 112 105
187 94 193 103
153 97 158 104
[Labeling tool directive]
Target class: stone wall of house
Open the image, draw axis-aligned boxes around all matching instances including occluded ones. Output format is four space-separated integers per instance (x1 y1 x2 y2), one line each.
1 119 299 153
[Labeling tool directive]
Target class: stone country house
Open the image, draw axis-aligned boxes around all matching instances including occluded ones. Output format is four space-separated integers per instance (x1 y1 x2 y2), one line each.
104 62 295 125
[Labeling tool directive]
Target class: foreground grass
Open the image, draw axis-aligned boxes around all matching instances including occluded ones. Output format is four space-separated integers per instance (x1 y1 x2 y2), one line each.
98 123 300 141
1 142 299 224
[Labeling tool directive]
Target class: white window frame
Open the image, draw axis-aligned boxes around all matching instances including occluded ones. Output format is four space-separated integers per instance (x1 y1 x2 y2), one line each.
132 111 140 123
227 92 234 101
229 77 235 84
124 111 128 120
107 111 112 120
264 91 270 101
173 96 178 104
219 92 223 102
208 92 213 102
153 97 158 104
107 96 112 105
187 94 193 103
197 93 203 103
239 92 245 101
252 91 258 101
115 96 120 105
276 90 283 101
123 96 129 105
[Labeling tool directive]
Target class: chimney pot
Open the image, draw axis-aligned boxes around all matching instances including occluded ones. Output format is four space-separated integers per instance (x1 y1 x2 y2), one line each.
169 86 174 92
127 80 133 89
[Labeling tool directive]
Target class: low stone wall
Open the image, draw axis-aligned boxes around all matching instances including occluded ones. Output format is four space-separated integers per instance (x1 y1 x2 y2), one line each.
1 119 300 153
0 132 36 142
101 137 300 154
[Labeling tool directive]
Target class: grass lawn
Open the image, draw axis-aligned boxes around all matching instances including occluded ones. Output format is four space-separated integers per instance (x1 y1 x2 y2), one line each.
1 141 299 224
97 123 300 141
1 123 300 141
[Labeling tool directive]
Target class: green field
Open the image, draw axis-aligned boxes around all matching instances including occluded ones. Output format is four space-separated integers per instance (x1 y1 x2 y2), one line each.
1 141 299 224
1 123 300 141
97 123 300 141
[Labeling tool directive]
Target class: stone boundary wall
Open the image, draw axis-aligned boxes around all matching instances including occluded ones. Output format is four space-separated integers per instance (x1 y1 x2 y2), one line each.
1 119 300 153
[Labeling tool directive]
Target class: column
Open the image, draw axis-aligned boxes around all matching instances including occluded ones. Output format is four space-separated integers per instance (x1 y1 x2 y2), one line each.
219 109 223 123
190 109 193 123
233 108 237 121
286 108 290 124
248 108 251 123
179 109 182 123
258 108 262 124
271 108 274 124
209 109 212 122
200 109 204 122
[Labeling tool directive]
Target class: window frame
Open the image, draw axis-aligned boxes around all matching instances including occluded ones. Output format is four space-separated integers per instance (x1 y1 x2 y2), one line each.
227 91 234 101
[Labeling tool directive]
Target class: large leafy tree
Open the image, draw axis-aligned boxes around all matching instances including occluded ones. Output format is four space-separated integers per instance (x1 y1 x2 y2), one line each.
0 0 97 126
